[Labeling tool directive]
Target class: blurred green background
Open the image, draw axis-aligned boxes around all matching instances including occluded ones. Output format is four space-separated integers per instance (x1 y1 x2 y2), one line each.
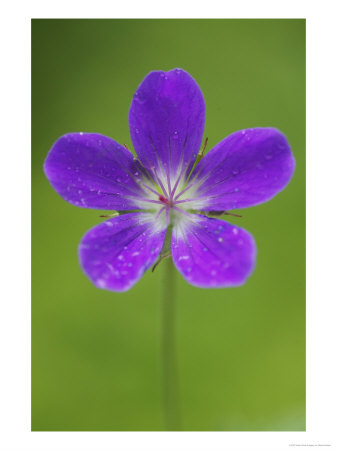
32 19 305 431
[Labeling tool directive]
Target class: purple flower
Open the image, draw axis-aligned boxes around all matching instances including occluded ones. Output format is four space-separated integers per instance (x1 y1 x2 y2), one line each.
44 68 295 292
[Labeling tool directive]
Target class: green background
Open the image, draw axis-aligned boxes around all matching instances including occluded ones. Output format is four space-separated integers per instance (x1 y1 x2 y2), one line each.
32 19 305 431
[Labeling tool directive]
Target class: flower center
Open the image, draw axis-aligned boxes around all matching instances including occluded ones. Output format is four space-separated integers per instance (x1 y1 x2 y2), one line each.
158 194 173 207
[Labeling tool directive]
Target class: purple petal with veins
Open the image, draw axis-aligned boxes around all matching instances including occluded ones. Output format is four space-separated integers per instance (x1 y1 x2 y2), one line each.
129 68 205 190
79 213 166 292
187 128 295 211
171 214 256 288
44 133 147 210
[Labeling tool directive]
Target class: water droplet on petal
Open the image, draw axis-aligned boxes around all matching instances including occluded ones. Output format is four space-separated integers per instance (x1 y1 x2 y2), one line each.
265 152 273 160
234 187 240 192
97 279 106 288
218 237 223 242
232 169 239 175
173 131 179 140
178 255 190 261
135 128 140 134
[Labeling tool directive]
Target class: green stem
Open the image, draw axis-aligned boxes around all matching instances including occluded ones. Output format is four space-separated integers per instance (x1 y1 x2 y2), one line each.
161 258 180 431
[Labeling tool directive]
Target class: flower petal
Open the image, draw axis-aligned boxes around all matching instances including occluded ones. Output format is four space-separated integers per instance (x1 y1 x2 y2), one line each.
187 128 295 211
129 68 205 185
171 214 256 288
79 213 167 292
44 133 147 210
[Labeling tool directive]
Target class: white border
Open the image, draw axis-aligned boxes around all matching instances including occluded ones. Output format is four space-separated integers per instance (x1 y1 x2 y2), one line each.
1 1 337 449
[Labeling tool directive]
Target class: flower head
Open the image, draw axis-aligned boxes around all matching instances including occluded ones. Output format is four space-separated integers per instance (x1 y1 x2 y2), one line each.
44 68 295 291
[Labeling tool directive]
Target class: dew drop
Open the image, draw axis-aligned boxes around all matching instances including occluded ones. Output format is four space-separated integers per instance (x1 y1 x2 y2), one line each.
265 152 273 160
173 131 179 140
234 187 240 192
97 279 106 288
203 247 208 252
135 128 140 134
160 73 165 78
218 237 223 242
232 169 240 176
211 270 217 276
178 255 190 261
127 263 133 267
232 228 238 235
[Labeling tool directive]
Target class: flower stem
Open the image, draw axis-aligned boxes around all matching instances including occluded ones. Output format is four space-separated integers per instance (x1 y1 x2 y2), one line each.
161 258 181 431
